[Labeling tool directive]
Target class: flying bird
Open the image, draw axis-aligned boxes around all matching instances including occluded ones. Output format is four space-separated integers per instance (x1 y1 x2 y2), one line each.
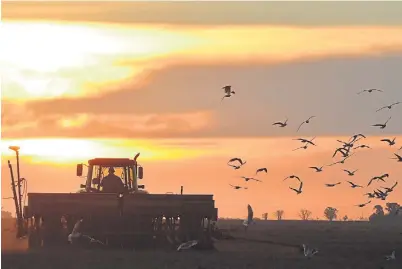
283 175 301 182
255 168 268 175
364 192 376 199
357 88 383 94
381 181 398 193
290 181 303 194
309 166 324 172
293 137 316 146
346 181 363 188
376 101 401 112
332 147 350 158
390 153 402 162
367 174 389 186
272 118 288 127
349 133 366 142
325 182 341 187
292 144 310 151
343 169 358 176
240 176 262 182
297 116 316 132
229 184 247 190
372 116 391 129
68 219 83 243
328 153 355 166
222 85 235 95
355 200 371 207
380 137 396 146
353 144 371 150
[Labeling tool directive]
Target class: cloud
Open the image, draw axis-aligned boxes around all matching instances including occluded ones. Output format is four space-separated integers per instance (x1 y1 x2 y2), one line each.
4 1 402 26
9 55 400 139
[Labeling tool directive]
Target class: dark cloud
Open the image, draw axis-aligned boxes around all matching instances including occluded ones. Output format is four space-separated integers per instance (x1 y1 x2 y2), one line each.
4 1 402 26
4 54 402 139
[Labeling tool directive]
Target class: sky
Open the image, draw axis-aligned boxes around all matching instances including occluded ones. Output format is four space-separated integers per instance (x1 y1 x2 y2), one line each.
1 1 402 220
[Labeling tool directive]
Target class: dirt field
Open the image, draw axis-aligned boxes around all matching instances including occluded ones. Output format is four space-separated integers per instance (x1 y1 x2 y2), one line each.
2 218 401 269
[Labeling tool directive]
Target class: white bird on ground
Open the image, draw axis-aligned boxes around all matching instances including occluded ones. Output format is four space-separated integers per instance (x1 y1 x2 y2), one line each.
243 204 254 230
302 244 319 258
68 219 83 243
384 250 396 260
177 240 198 251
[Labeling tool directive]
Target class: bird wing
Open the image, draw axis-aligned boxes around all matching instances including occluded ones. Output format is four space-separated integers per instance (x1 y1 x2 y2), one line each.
346 181 354 186
297 121 305 132
299 181 303 190
376 106 387 112
381 139 391 143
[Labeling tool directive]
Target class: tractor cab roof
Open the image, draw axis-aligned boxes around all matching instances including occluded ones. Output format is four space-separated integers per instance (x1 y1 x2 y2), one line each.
88 158 137 166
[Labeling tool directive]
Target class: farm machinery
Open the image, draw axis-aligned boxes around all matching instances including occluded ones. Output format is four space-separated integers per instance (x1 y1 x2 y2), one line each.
7 148 218 250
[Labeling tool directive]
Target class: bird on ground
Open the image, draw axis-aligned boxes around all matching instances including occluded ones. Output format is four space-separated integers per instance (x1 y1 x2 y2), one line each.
346 181 363 188
297 116 316 132
293 137 316 146
177 240 198 251
343 169 358 176
368 174 389 186
68 219 83 243
357 88 383 94
309 166 324 172
381 181 398 193
289 181 303 194
325 182 341 187
273 118 288 127
384 250 396 261
380 137 396 146
372 116 391 129
255 168 268 175
390 153 402 162
302 244 319 258
243 204 254 231
376 101 401 112
240 176 262 182
356 200 371 207
283 175 301 181
229 184 247 190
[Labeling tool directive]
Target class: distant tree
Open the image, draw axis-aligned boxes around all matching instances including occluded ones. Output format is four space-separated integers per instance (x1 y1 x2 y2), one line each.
324 207 338 221
385 203 400 216
274 210 284 220
1 206 12 219
369 205 384 222
299 209 312 220
262 213 268 220
343 215 348 221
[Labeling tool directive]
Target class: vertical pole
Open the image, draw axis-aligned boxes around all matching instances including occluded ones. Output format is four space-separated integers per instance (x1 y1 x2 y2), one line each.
16 150 23 220
180 186 183 195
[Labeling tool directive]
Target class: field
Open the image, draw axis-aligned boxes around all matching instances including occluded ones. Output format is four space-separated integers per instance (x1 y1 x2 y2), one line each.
2 218 401 269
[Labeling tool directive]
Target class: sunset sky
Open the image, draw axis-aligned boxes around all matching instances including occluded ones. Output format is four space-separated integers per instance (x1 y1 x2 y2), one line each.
1 1 402 220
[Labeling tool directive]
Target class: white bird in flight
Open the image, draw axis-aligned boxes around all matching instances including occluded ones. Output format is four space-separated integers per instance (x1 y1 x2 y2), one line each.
384 250 396 261
68 219 83 243
302 244 319 258
243 204 254 231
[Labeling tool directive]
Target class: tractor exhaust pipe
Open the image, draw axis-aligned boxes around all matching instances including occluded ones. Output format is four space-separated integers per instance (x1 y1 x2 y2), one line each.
7 160 24 238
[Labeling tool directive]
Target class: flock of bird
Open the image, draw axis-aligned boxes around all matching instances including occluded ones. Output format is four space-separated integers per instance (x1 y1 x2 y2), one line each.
222 86 401 208
221 86 400 261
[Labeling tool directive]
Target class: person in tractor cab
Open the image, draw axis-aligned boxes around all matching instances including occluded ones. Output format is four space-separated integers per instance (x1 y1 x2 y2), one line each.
101 167 125 193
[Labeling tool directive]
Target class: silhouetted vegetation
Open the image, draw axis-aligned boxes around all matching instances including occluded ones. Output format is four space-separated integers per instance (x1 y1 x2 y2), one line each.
299 209 312 220
274 209 284 220
261 213 268 220
324 207 338 221
1 207 12 219
369 202 402 224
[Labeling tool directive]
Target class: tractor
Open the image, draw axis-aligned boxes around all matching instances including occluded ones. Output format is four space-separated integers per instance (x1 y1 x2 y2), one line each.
12 152 218 249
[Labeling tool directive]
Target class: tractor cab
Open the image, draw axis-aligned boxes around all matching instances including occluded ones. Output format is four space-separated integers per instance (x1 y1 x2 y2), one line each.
76 153 144 193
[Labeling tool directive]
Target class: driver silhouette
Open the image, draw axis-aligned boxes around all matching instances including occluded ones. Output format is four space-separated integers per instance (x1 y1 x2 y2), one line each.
101 167 124 193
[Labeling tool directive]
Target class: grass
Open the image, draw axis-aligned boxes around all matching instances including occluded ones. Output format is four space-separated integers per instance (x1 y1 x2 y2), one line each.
2 218 401 269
